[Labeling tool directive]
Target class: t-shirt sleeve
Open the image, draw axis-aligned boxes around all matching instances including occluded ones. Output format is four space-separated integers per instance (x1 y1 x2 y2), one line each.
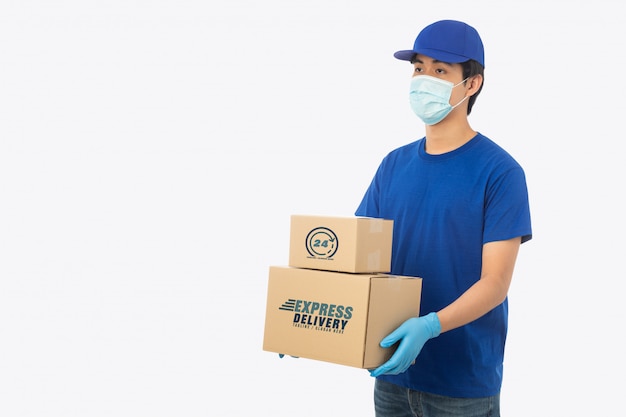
355 162 384 218
483 166 532 244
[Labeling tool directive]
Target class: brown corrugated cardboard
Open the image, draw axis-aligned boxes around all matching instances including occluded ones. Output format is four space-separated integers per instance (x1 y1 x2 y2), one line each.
263 266 422 369
288 215 393 273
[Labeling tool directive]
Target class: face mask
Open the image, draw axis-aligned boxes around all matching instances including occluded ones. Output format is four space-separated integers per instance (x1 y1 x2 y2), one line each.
409 75 469 125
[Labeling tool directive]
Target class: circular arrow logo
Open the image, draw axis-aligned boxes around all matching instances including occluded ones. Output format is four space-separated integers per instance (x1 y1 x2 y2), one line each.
305 227 338 259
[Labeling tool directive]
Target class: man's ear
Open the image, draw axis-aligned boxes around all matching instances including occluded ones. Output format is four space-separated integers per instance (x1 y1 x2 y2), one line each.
467 74 483 96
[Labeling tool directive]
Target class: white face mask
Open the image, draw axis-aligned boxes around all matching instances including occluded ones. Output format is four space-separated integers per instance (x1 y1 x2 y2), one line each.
409 75 469 125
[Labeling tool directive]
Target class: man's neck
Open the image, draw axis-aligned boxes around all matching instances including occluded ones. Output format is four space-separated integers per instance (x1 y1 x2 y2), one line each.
424 118 476 155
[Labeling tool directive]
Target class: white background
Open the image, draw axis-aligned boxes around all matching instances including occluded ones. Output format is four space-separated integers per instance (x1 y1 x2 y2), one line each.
1 1 624 416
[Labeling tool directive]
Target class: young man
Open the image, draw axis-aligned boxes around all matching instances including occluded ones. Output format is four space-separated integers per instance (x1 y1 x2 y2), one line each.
355 20 532 417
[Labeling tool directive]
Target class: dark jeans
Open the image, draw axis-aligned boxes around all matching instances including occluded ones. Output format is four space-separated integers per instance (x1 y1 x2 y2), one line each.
374 379 500 417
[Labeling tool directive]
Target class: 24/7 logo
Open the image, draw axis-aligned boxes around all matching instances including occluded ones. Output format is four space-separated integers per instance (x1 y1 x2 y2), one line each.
305 227 338 259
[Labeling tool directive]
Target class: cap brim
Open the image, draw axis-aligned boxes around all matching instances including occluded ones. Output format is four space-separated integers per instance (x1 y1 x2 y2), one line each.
393 50 416 61
394 48 470 64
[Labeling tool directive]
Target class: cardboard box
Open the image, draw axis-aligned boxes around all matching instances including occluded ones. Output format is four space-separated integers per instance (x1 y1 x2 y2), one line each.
263 266 422 369
289 215 393 273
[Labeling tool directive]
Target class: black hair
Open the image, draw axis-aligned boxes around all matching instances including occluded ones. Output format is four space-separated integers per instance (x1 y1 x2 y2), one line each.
461 59 484 115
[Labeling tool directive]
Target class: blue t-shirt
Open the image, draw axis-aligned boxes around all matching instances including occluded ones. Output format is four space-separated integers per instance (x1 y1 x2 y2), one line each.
355 133 532 397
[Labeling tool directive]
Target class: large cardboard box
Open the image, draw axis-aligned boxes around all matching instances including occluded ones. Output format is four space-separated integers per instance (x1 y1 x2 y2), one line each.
263 266 422 369
289 215 393 273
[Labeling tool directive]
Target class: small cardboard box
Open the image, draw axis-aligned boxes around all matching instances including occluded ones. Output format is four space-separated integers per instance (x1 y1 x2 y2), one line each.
263 266 422 369
289 215 393 273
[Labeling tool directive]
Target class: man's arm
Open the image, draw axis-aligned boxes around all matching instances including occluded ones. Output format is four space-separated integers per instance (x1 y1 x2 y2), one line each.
368 236 522 377
436 237 521 333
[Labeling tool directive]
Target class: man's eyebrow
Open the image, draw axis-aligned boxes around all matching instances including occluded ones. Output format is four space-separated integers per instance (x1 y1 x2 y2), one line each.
411 57 453 66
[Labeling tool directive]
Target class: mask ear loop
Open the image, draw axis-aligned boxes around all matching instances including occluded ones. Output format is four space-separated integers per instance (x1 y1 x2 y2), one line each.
452 77 470 88
450 77 471 109
450 95 469 110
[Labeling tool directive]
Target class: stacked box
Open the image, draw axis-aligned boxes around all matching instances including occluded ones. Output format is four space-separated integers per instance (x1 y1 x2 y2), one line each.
263 215 423 369
288 215 394 273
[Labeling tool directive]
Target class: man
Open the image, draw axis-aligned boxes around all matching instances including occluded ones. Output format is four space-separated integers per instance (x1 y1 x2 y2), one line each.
355 20 532 416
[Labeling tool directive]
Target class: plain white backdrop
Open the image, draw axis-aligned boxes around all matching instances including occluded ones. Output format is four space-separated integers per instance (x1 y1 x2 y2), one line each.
0 1 624 416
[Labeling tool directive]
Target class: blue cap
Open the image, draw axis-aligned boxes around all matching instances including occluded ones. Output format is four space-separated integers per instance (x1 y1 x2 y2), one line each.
394 20 485 67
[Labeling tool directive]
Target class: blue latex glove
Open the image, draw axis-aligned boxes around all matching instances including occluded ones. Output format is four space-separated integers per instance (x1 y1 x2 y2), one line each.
369 312 441 377
278 354 299 358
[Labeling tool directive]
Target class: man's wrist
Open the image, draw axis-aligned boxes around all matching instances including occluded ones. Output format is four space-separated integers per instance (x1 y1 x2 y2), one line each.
425 312 441 337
